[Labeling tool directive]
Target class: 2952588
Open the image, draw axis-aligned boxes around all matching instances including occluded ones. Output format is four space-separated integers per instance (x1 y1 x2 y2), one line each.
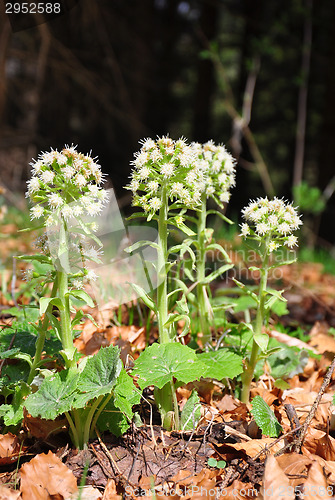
5 3 61 14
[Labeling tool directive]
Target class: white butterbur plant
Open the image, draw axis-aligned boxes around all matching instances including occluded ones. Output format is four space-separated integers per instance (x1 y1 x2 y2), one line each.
13 147 140 450
187 141 236 345
26 146 108 289
127 136 202 221
126 136 203 346
237 197 302 403
126 136 209 431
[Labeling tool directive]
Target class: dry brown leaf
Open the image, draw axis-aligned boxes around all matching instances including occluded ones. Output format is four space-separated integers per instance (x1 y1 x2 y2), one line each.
323 460 335 482
250 387 279 406
224 480 258 500
303 461 331 499
309 324 335 354
282 390 332 427
20 450 78 500
219 401 249 422
102 479 122 499
309 321 331 338
0 433 20 458
192 379 215 405
171 469 194 485
303 357 319 378
302 454 335 483
302 428 335 460
23 410 68 440
258 455 294 500
0 485 21 500
276 453 312 487
68 486 103 499
215 394 238 413
310 333 335 355
0 433 24 466
227 438 284 457
177 469 218 499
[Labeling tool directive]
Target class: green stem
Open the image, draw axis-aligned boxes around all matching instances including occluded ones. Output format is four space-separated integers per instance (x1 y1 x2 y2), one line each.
56 219 76 369
82 395 104 448
65 411 80 450
27 278 58 385
57 270 75 368
197 193 212 345
240 242 270 404
155 186 178 429
90 393 113 436
157 185 170 344
170 380 180 430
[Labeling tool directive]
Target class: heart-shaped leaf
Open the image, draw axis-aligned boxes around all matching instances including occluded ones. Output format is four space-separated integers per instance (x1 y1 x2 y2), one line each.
197 349 243 380
74 345 122 408
25 371 79 420
133 343 207 389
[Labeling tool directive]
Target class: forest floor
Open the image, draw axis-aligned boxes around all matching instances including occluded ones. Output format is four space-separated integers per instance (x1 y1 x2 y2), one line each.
1 224 335 500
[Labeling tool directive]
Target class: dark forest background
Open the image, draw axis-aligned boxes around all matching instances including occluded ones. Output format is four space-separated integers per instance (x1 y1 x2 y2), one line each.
1 0 335 248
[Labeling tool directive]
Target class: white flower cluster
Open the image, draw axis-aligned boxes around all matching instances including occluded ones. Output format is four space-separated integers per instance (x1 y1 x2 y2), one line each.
191 140 236 205
240 197 302 251
26 145 108 225
126 136 204 217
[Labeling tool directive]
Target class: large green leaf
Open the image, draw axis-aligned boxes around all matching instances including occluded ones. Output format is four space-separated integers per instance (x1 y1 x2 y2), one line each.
25 371 79 420
0 384 30 426
197 349 243 380
113 368 141 419
74 345 122 408
96 399 130 437
133 343 208 389
251 396 282 438
97 368 141 437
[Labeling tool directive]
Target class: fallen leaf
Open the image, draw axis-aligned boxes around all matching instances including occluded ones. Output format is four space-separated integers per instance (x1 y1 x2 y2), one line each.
250 387 280 406
102 479 122 499
0 433 20 458
310 334 335 355
258 455 294 499
215 394 238 413
309 321 331 338
68 485 103 499
227 438 284 458
303 461 331 499
23 410 68 440
302 428 335 460
282 390 332 427
0 485 21 499
224 480 258 500
20 450 78 500
0 433 23 466
276 453 312 487
301 453 335 483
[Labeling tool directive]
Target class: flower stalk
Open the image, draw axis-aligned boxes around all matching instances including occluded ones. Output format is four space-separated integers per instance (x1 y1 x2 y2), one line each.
125 136 203 430
239 197 302 403
196 192 212 345
157 185 171 344
240 239 270 403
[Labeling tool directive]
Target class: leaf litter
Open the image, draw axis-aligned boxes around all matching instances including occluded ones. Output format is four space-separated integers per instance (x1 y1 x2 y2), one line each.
1 263 335 497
